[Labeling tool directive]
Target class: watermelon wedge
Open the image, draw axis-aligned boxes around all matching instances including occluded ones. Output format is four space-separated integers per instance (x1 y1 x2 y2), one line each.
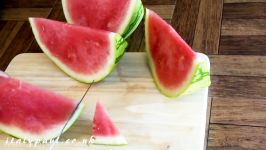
0 71 83 140
91 101 127 145
29 18 127 83
145 9 211 97
62 0 144 38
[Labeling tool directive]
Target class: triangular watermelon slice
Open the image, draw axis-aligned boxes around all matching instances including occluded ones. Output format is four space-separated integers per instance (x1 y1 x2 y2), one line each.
0 71 83 140
29 18 127 83
145 9 211 97
91 101 127 145
62 0 144 38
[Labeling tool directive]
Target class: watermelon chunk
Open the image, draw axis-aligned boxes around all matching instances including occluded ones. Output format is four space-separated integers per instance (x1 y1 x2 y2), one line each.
0 71 83 140
29 18 127 83
145 9 211 97
62 0 144 38
91 101 127 145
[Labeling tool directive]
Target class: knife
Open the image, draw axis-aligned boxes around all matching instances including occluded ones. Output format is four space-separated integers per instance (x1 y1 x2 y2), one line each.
49 81 94 150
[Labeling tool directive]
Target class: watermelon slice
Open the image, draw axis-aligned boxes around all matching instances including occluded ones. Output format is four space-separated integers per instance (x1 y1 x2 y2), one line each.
62 0 144 38
29 18 127 83
145 9 211 97
0 71 83 140
91 101 127 145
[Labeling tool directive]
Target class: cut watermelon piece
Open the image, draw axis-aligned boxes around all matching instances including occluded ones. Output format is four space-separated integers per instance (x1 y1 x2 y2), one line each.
0 71 83 140
29 18 127 83
91 101 127 146
62 0 144 38
145 9 211 97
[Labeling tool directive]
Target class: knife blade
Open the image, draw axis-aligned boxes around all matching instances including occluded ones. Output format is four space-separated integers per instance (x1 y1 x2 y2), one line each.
49 81 94 150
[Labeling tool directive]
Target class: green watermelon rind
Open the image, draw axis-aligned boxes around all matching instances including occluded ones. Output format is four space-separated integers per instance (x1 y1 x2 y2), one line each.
121 0 144 39
180 53 211 96
145 9 211 98
0 97 84 140
114 35 128 64
91 135 128 146
29 18 127 83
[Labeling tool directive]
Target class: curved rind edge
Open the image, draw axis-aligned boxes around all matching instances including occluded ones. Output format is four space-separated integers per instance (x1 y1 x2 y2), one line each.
62 0 74 24
122 0 144 39
29 18 126 83
64 102 85 133
0 102 84 140
145 9 211 98
61 0 144 39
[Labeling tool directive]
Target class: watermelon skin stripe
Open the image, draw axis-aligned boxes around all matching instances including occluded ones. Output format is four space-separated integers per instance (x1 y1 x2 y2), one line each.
114 36 127 64
144 9 193 97
181 53 211 96
122 0 144 39
191 64 210 84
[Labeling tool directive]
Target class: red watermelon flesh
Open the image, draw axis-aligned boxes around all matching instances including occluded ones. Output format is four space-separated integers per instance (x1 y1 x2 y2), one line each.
32 18 109 75
93 101 119 136
65 0 130 32
0 73 82 140
92 101 127 145
29 18 127 83
62 0 144 38
145 9 197 96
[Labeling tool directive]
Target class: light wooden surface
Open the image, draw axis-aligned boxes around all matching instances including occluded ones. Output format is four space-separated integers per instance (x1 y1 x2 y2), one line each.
2 53 209 150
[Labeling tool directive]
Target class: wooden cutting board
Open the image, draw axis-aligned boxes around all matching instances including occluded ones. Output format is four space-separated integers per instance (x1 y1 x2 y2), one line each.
2 52 209 150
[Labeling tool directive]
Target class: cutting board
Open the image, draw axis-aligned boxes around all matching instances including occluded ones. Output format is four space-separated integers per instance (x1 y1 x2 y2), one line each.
2 52 209 150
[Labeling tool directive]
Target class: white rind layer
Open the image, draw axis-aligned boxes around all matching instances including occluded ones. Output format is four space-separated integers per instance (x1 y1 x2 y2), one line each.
62 0 73 24
91 135 128 145
0 103 84 140
0 123 65 141
29 18 116 83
